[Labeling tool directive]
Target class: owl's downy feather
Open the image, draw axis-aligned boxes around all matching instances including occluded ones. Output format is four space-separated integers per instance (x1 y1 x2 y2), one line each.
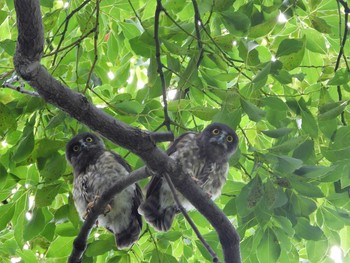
66 132 142 249
138 123 238 232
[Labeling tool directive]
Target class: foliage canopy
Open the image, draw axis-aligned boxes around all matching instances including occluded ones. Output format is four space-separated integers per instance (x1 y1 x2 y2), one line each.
1 0 350 262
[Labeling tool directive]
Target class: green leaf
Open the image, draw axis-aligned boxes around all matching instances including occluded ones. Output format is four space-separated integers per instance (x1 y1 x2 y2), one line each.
256 228 281 263
213 109 241 130
321 207 344 230
269 136 307 153
261 128 293 138
236 175 264 217
35 138 66 158
46 112 67 129
40 0 54 8
46 236 75 258
306 239 328 262
39 154 67 182
322 126 350 162
23 208 45 241
115 100 145 115
276 38 306 70
0 10 7 26
290 176 324 198
301 110 318 138
213 0 234 11
249 17 276 38
294 217 323 240
304 28 327 54
310 15 332 34
264 180 287 209
42 9 61 32
240 98 266 122
292 139 315 162
291 194 317 217
0 203 15 231
151 250 179 263
16 249 38 263
0 39 16 55
190 107 219 121
85 238 116 256
275 155 303 174
328 69 350 86
12 126 34 163
252 62 271 84
221 11 250 36
35 183 61 207
0 103 17 135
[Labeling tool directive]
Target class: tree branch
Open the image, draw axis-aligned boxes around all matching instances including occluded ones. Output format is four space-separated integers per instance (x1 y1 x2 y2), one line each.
13 1 241 262
2 75 40 97
154 0 171 131
68 167 150 263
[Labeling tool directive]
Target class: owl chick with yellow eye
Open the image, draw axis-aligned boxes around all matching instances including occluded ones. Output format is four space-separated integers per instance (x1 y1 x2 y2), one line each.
66 132 142 249
139 123 239 232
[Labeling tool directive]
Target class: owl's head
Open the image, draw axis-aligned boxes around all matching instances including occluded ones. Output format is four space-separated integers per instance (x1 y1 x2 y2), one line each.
66 132 105 173
199 123 239 161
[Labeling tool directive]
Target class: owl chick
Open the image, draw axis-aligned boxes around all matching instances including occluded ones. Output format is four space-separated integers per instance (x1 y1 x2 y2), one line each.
66 132 142 249
138 123 238 232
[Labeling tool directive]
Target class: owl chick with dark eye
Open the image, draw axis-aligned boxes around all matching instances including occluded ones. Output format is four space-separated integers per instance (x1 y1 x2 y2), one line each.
66 132 143 249
138 122 239 232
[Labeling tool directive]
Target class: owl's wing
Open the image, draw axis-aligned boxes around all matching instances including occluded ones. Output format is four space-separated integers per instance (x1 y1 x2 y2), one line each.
110 151 132 172
145 131 195 198
166 131 195 155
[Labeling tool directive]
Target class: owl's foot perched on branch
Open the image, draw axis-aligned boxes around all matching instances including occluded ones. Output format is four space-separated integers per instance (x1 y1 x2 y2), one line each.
83 195 112 220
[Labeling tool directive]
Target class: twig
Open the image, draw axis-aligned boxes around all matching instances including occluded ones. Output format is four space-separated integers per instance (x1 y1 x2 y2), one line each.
68 167 150 263
163 171 221 263
83 0 100 94
2 75 40 97
154 0 171 131
191 0 204 67
49 0 92 65
43 28 96 58
335 0 349 126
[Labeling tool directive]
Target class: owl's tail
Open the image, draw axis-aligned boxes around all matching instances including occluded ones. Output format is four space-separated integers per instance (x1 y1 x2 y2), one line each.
116 217 142 249
138 197 177 232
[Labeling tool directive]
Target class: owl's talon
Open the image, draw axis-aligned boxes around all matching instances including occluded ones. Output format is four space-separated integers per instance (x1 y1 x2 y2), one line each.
191 176 200 183
103 204 112 216
83 195 101 219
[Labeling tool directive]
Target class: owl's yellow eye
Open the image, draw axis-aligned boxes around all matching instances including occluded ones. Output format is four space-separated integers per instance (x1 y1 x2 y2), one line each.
212 129 220 135
86 137 93 142
73 145 80 152
227 135 234 142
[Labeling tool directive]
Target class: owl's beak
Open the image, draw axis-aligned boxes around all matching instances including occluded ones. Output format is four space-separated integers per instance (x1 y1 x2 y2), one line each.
209 133 227 149
79 140 88 149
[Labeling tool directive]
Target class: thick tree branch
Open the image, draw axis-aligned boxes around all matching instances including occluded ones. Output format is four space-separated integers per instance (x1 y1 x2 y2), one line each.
13 1 241 262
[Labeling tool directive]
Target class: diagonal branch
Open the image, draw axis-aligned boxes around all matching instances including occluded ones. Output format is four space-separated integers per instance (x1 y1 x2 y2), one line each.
69 167 149 263
13 1 241 262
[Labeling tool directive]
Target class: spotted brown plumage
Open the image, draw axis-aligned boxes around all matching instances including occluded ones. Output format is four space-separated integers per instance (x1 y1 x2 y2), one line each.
138 123 239 232
66 132 142 249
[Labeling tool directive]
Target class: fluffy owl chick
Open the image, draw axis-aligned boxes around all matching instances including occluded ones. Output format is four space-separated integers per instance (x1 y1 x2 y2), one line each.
138 123 238 232
66 132 142 249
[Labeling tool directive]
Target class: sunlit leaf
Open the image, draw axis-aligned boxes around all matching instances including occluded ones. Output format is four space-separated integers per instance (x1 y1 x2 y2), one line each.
256 228 281 263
